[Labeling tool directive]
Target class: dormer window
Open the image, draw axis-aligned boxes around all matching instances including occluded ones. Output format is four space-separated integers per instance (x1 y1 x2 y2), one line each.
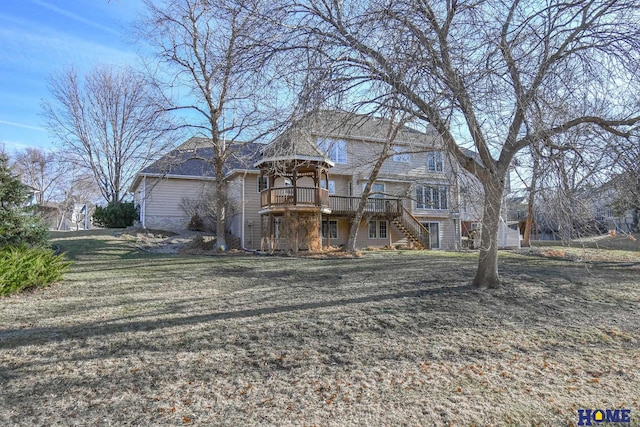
392 146 410 162
317 138 347 164
427 151 444 172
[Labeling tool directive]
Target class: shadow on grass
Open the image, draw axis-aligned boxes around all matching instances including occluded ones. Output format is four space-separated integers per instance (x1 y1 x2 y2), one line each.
531 233 640 252
0 284 472 351
52 236 144 261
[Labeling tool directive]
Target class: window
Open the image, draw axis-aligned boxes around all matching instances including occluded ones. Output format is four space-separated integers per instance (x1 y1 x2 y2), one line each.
364 182 385 198
368 220 377 239
378 220 388 239
317 138 347 164
393 146 410 162
421 222 440 249
322 220 338 239
427 151 444 172
416 185 448 210
320 180 336 194
368 220 388 239
257 176 268 193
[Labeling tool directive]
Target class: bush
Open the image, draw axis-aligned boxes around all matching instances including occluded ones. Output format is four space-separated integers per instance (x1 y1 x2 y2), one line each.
187 214 206 231
0 153 49 247
0 209 49 247
1 246 71 296
93 202 138 228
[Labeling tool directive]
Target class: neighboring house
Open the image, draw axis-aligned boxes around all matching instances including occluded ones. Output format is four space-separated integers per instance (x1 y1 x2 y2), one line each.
22 183 39 207
131 110 518 250
591 172 639 233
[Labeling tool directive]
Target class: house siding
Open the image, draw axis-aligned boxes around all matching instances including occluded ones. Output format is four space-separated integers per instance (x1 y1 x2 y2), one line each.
141 177 215 232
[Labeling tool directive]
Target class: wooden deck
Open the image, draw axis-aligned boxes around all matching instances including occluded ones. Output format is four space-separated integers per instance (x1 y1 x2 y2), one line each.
328 195 402 218
260 187 402 218
259 187 330 214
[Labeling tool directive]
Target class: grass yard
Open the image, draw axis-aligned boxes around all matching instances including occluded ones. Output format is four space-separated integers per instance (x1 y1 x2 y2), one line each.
1 230 639 426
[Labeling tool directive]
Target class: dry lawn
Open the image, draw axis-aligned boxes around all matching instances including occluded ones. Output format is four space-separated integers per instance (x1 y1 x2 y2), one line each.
1 230 639 426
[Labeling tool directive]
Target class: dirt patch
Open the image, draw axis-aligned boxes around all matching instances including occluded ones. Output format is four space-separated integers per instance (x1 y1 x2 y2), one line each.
522 245 640 264
120 229 215 254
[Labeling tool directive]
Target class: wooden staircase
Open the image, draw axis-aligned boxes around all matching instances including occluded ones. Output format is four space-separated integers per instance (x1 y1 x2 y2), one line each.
392 205 431 249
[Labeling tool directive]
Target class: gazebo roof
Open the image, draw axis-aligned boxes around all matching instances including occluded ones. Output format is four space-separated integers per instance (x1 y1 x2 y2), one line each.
255 126 334 170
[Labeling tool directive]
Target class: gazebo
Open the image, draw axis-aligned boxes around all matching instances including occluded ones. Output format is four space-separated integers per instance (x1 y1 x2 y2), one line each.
255 129 334 252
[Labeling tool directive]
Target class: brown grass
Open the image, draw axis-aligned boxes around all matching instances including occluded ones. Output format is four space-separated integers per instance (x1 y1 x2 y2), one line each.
1 230 639 426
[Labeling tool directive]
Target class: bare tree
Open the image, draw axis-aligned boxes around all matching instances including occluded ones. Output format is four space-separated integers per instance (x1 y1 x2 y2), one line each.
536 132 612 242
345 106 410 252
609 133 640 232
137 0 277 250
42 64 177 204
279 0 640 288
11 148 66 205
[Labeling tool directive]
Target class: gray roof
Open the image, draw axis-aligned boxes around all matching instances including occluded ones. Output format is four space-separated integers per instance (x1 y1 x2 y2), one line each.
136 111 445 185
257 110 437 166
301 110 434 144
140 137 263 177
258 126 331 165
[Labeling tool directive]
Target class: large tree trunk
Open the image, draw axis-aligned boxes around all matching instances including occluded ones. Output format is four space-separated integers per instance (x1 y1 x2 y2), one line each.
472 175 506 289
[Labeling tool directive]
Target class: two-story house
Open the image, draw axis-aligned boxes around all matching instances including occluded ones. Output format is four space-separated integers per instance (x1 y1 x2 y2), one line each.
131 110 483 250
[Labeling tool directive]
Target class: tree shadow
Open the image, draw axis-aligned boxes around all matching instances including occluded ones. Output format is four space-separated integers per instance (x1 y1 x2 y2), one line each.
0 283 472 352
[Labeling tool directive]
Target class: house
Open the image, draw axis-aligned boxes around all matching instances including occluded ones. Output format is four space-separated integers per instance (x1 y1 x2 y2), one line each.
590 172 639 234
131 110 517 250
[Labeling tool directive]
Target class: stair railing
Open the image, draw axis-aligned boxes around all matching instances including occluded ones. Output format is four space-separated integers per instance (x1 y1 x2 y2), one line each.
397 205 431 248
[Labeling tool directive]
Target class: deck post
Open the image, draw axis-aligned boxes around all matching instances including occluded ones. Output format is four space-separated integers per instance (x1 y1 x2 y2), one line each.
292 168 298 205
326 215 331 249
268 214 274 252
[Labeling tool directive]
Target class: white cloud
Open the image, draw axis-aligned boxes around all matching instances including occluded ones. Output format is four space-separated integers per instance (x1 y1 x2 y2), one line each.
31 0 121 36
0 17 139 74
0 120 46 132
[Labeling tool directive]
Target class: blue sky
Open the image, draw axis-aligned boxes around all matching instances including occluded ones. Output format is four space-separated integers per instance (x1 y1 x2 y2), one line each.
0 0 145 154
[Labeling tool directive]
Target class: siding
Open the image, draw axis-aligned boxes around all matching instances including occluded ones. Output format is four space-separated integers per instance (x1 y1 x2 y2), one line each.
143 177 215 231
223 172 264 249
326 138 454 183
243 174 263 249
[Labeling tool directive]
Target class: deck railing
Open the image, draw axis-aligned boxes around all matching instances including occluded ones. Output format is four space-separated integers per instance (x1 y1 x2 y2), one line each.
260 187 329 209
395 204 431 247
329 196 402 216
260 188 402 217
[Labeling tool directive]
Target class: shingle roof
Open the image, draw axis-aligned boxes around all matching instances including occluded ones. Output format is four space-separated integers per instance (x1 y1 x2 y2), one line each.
257 110 437 166
140 137 263 177
301 110 435 145
258 126 331 165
